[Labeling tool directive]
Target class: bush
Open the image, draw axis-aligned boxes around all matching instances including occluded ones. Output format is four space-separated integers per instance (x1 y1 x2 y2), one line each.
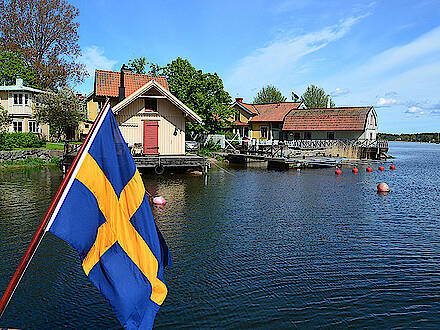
0 132 46 151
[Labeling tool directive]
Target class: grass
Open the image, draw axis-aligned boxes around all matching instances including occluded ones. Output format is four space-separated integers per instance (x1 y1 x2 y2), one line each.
0 157 60 168
45 142 65 150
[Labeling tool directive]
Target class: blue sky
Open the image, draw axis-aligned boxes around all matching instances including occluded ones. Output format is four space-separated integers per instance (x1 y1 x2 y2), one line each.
72 0 440 133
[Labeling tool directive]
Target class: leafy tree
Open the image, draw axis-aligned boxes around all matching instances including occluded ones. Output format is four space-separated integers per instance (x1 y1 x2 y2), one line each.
301 85 335 108
0 0 87 90
253 85 287 104
0 51 37 87
35 88 85 140
0 104 11 133
148 58 233 134
128 57 147 74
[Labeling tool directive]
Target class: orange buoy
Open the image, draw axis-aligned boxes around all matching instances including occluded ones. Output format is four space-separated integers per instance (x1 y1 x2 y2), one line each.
390 164 396 170
377 183 390 192
366 166 373 172
352 167 359 173
335 168 342 175
378 165 385 171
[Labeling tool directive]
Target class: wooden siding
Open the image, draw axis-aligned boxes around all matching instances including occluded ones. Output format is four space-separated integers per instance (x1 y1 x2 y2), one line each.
115 98 186 155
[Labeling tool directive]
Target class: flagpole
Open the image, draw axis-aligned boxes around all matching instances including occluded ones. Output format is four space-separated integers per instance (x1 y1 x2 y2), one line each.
0 100 110 318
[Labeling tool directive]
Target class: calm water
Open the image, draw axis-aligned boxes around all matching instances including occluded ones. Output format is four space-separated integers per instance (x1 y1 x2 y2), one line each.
0 142 439 328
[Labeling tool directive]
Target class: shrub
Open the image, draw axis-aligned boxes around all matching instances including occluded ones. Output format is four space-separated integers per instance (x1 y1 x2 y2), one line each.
0 132 46 151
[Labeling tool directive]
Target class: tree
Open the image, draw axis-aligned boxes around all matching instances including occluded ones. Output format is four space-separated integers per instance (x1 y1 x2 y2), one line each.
0 104 11 133
0 51 37 87
35 88 85 140
301 85 335 108
146 57 233 134
0 0 87 90
127 57 147 74
253 85 287 104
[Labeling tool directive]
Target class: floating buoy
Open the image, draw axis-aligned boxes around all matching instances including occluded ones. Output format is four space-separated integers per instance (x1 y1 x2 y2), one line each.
378 165 385 171
153 196 166 205
366 166 373 172
335 168 342 175
377 183 390 192
352 167 359 173
390 164 396 170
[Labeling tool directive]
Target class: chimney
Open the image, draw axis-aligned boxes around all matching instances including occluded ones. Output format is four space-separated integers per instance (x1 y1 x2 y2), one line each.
235 97 243 103
119 64 131 102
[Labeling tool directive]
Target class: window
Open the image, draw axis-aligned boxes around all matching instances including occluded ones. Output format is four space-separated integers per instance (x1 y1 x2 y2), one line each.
327 132 335 140
13 121 23 132
144 99 157 112
13 93 29 105
235 111 240 121
304 131 311 139
260 126 268 139
294 132 300 140
28 121 38 133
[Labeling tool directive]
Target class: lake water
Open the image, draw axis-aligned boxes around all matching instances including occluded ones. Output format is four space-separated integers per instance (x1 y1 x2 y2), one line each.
0 142 439 328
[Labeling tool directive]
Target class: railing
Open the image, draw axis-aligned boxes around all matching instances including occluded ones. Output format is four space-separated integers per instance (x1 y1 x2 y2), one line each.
284 139 388 150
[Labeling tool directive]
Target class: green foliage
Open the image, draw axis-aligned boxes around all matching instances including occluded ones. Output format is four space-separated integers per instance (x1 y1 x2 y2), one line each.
0 104 11 133
35 88 85 140
0 132 46 150
199 139 221 157
378 132 440 143
145 58 233 134
253 85 287 104
128 57 147 74
0 51 37 87
301 85 335 108
0 157 59 168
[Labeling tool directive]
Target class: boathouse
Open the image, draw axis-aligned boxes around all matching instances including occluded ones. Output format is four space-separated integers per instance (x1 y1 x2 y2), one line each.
282 106 378 141
229 98 307 140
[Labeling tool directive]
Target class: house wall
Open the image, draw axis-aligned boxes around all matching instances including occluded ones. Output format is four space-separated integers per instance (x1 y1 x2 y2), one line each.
115 98 186 155
87 99 99 121
358 109 378 140
231 104 252 123
284 130 364 140
0 91 7 111
250 122 270 140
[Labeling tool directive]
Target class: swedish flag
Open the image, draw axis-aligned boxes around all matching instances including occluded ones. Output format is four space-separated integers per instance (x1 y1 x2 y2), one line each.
47 105 170 329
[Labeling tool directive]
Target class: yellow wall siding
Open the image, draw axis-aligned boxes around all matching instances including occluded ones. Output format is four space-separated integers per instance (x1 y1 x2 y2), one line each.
87 99 98 121
115 98 186 155
251 122 270 139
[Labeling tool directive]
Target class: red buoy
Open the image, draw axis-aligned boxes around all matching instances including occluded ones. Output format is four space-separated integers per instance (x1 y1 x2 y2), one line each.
379 165 385 171
390 164 396 170
366 166 373 172
352 167 358 173
335 168 342 175
377 182 390 192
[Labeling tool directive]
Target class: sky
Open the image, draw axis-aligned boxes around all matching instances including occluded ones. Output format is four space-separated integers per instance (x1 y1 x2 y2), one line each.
72 0 440 134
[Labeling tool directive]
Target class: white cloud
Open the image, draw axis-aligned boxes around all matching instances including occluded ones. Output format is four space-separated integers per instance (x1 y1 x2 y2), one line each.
405 106 424 116
376 97 401 107
225 15 365 99
330 88 350 97
81 46 118 76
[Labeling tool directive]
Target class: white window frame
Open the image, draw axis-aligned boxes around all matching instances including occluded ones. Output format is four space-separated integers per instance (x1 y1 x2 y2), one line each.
28 120 39 133
13 120 23 132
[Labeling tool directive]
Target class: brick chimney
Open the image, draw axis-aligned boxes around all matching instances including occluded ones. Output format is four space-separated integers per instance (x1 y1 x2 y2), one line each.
119 64 131 102
235 97 243 103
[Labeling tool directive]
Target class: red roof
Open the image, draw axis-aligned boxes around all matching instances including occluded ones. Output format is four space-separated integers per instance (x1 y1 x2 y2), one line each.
231 121 249 126
282 107 373 131
239 103 259 115
94 70 168 98
249 102 302 122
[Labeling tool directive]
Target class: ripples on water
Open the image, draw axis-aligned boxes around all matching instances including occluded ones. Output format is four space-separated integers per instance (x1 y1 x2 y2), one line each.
1 142 439 328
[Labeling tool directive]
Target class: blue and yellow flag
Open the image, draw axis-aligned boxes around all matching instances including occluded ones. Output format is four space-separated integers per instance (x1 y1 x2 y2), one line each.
47 105 170 329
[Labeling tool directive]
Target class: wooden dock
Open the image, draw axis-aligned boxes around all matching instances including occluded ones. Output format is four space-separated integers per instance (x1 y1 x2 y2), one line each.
60 143 209 174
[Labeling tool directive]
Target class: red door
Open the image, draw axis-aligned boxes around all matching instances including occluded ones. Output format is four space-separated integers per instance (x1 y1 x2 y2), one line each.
143 121 159 154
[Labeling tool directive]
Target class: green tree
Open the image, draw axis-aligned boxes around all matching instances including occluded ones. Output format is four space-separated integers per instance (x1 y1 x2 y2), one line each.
0 0 87 90
253 85 287 104
0 51 37 87
301 85 335 108
148 57 233 134
35 88 85 140
0 104 11 133
128 57 147 74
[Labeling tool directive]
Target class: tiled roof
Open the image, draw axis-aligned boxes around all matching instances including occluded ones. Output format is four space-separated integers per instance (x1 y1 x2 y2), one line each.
282 107 372 131
94 70 168 98
239 103 259 115
249 102 302 122
231 121 249 126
